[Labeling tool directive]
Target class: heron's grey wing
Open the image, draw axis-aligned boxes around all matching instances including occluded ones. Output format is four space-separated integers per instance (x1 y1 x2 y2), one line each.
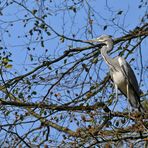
118 57 144 111
118 57 140 97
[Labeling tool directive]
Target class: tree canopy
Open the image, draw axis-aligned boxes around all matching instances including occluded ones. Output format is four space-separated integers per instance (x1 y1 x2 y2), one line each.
0 0 147 147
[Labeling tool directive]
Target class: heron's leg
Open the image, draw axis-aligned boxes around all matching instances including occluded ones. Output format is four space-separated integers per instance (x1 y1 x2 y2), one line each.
115 84 118 101
113 84 118 111
126 84 132 113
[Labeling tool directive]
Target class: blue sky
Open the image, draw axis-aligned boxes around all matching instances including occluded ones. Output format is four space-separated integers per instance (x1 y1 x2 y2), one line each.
0 0 147 145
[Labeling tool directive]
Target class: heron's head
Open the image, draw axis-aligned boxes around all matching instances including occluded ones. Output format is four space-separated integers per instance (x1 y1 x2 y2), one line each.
88 35 113 45
87 35 113 52
96 35 113 44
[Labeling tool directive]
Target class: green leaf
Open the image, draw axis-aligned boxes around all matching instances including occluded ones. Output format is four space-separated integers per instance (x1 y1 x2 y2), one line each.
82 63 89 72
60 36 65 43
47 66 52 70
29 54 33 61
18 92 24 98
42 14 47 19
47 32 51 36
103 25 108 30
115 121 119 127
41 41 44 47
32 74 36 79
32 9 37 15
69 6 77 13
92 57 98 64
32 91 37 95
29 29 33 36
5 111 10 116
117 10 123 15
26 79 31 85
64 59 67 64
39 23 45 29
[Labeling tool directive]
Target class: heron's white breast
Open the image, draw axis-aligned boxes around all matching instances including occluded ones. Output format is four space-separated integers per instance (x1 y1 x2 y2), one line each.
112 70 127 92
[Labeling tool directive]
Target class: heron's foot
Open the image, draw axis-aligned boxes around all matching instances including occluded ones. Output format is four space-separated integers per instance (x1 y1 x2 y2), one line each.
128 108 143 118
112 97 118 111
127 107 134 117
128 111 132 117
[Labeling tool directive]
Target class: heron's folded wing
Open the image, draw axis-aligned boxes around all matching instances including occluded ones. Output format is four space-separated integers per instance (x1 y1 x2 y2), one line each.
118 57 140 98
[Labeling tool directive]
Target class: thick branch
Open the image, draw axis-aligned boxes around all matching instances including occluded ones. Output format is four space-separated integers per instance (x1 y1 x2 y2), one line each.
0 99 107 111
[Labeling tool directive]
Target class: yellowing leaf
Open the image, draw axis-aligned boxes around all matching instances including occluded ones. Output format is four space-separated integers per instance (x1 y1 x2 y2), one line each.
86 92 93 98
32 9 37 15
2 58 9 64
5 64 12 69
60 36 65 43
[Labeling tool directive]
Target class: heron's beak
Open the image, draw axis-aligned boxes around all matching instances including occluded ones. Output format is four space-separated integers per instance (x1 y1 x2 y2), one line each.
84 38 106 47
86 38 100 43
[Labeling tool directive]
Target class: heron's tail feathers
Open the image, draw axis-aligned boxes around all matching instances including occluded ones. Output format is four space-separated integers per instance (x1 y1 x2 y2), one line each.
138 104 146 113
128 91 145 112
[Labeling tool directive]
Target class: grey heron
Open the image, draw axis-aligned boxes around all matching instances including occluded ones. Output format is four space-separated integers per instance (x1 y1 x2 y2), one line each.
88 35 144 112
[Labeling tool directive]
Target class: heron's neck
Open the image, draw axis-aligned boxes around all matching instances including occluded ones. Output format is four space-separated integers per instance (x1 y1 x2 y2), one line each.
106 41 113 51
100 45 113 68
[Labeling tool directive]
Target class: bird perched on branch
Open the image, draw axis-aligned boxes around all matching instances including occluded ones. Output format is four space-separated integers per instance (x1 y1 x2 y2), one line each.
88 35 144 112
